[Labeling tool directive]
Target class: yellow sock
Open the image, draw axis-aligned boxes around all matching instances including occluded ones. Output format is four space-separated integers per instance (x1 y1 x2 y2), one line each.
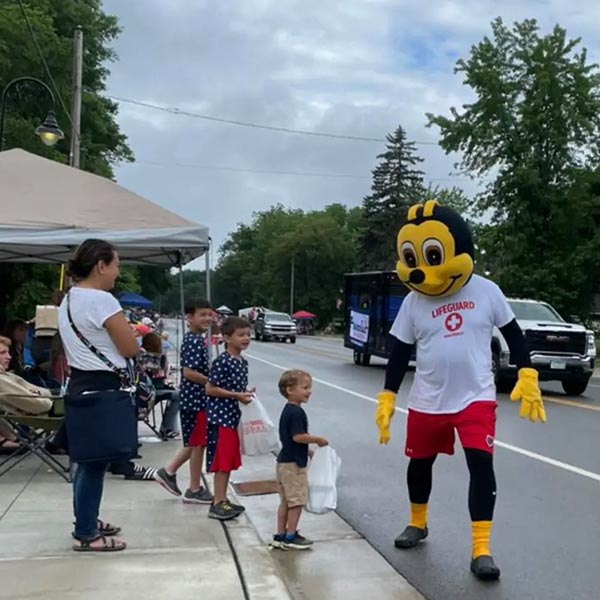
409 503 428 529
471 521 493 558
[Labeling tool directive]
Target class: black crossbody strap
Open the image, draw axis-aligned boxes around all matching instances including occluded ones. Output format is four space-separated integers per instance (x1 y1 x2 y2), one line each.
66 291 133 386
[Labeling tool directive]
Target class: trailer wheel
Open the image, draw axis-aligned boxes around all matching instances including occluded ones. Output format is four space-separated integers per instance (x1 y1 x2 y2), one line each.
353 350 371 366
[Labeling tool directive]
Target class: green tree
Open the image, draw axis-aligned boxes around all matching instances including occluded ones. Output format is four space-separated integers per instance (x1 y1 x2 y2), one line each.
211 204 361 324
427 18 600 316
358 125 425 271
0 1 134 326
0 0 133 175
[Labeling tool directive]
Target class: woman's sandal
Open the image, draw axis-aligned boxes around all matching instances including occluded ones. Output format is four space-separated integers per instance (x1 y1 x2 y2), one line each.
72 535 126 552
72 519 121 537
97 519 121 536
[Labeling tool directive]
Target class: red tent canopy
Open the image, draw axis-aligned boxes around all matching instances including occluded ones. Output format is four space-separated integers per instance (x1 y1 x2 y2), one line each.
292 310 316 319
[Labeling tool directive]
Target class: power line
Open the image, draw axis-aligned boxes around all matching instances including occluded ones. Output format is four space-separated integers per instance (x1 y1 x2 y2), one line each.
17 0 73 125
134 159 468 182
109 95 439 145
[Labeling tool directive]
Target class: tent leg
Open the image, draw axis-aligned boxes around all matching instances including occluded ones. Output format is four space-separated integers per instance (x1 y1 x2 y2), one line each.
205 240 213 362
177 261 185 384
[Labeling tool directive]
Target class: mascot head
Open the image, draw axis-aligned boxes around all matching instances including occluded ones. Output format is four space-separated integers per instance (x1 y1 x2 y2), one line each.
396 200 474 297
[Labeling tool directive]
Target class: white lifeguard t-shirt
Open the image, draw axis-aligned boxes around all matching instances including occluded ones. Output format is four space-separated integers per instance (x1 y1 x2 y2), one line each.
390 274 515 414
58 287 126 371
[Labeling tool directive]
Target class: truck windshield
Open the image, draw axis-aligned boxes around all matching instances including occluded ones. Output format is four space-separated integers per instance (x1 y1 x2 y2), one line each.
266 314 292 323
508 301 564 322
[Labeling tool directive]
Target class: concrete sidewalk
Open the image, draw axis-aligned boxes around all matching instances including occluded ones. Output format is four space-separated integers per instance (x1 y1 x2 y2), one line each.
0 431 422 599
230 452 424 600
0 438 288 600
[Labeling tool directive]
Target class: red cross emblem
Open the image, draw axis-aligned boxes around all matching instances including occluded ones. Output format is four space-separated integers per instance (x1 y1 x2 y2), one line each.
444 312 463 332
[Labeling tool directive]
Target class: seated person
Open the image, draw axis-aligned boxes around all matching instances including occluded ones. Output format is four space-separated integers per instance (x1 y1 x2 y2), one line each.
139 332 180 439
1 319 28 377
0 336 53 415
0 336 53 454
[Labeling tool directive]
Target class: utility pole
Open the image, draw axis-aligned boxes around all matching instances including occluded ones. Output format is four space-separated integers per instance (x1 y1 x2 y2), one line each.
290 257 295 314
69 26 83 168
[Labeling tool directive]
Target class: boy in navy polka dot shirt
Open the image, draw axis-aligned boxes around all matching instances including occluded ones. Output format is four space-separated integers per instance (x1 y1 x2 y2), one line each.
206 316 254 521
154 300 214 504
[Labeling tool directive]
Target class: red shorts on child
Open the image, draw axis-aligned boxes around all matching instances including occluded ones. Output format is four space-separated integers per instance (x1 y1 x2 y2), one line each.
188 411 207 447
207 424 241 473
405 401 497 458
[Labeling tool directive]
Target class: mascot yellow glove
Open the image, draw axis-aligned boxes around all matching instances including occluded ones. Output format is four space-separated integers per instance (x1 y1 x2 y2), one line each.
510 368 546 423
375 391 396 444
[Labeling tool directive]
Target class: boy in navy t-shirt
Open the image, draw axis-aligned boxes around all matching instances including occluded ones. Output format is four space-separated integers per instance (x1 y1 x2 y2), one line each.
155 299 213 504
205 317 254 521
271 369 328 550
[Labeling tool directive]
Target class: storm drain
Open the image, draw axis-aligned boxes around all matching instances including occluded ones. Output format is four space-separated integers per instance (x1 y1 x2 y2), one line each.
231 480 279 496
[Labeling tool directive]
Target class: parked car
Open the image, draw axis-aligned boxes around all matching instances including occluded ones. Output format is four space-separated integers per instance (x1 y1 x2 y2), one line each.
254 312 297 343
493 298 596 396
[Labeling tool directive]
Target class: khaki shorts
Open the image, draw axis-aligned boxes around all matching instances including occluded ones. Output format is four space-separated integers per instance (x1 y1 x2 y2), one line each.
276 462 308 508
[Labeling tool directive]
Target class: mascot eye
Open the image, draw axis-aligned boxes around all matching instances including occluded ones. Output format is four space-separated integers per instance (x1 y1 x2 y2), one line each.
422 239 444 266
401 242 418 268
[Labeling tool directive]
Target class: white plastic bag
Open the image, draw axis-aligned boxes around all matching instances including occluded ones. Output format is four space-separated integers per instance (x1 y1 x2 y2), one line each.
239 396 280 456
306 446 342 515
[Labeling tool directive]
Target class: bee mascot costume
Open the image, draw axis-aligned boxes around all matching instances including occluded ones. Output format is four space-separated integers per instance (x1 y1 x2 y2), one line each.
375 200 546 581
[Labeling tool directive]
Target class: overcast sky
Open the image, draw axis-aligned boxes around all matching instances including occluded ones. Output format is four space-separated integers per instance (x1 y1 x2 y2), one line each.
101 0 599 269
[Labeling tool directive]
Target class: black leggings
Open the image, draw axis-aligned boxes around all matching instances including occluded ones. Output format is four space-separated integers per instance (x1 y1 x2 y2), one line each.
407 449 496 521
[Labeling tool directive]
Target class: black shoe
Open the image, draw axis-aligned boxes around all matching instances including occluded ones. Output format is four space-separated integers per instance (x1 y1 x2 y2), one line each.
182 487 213 504
394 525 428 549
293 531 313 545
124 465 157 480
154 467 182 496
225 498 245 513
208 501 239 521
470 555 500 581
281 533 313 551
270 534 287 550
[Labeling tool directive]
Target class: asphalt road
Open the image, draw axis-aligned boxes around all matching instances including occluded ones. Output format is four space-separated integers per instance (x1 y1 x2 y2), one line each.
239 335 600 600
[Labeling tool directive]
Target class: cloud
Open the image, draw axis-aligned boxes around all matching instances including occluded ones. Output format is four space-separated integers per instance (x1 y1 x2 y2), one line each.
101 0 600 268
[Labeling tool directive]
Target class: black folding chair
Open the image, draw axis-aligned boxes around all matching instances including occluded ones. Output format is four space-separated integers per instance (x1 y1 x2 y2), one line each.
0 396 71 482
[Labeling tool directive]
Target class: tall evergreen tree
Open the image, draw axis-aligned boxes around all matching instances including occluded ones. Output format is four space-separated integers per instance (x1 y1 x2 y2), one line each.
358 125 425 271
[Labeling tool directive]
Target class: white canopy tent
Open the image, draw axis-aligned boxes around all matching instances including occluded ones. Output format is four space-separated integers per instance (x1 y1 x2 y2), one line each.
0 149 209 266
0 149 212 358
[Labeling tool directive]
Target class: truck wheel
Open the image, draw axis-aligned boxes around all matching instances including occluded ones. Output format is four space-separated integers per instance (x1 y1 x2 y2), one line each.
361 353 371 367
562 376 590 396
290 337 296 344
492 351 513 394
353 350 362 365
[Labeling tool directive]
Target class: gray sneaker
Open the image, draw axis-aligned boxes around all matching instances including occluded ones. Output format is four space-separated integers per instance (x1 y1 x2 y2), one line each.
208 501 239 521
154 467 181 497
182 487 213 504
282 533 313 550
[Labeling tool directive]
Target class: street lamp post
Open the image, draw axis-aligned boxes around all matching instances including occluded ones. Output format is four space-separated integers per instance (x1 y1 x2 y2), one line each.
0 76 65 151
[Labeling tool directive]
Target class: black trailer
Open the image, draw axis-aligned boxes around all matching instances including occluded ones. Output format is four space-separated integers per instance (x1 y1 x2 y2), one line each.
343 270 413 366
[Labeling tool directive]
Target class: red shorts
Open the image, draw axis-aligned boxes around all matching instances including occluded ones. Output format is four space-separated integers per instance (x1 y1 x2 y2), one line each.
405 401 497 458
188 411 207 448
207 424 242 473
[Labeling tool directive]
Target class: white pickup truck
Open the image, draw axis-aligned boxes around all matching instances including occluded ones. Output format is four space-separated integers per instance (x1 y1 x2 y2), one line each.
492 298 596 396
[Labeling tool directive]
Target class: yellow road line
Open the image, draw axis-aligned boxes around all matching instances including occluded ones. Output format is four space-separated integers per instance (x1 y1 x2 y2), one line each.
542 395 600 412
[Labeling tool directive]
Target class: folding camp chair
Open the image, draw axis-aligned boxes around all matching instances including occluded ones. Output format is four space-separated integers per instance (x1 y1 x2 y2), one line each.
0 396 71 482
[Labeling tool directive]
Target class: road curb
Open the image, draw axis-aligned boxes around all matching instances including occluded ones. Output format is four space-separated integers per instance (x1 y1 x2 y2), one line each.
226 487 295 600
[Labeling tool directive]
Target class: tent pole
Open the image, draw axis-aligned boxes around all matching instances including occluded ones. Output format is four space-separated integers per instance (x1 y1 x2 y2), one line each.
177 256 186 385
205 239 213 362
